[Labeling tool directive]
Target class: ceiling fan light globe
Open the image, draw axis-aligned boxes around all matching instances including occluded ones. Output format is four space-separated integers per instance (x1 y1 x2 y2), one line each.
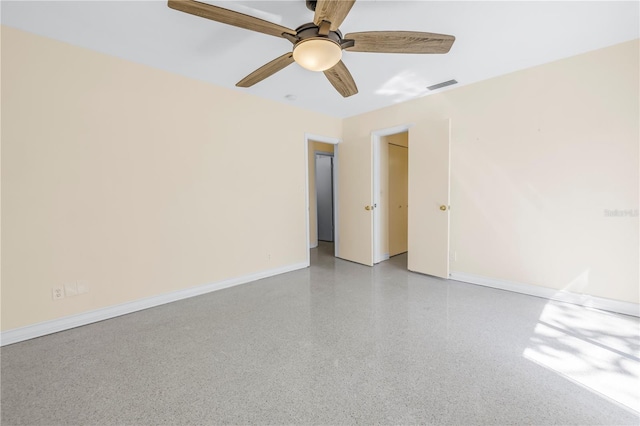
293 38 342 72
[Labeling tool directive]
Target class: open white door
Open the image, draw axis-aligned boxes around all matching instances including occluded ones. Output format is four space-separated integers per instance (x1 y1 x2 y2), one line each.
333 135 373 266
407 119 451 278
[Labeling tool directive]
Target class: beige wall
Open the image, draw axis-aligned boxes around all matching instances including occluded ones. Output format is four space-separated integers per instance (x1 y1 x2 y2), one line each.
388 140 408 256
340 39 639 304
1 26 341 331
2 26 638 335
308 141 334 247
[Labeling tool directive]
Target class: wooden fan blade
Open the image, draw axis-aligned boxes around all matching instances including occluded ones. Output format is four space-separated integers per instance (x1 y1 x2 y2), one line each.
344 31 455 54
324 61 358 98
236 53 295 87
314 0 356 31
168 0 296 38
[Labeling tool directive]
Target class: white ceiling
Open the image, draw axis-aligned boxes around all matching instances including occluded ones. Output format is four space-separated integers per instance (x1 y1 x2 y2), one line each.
2 1 639 118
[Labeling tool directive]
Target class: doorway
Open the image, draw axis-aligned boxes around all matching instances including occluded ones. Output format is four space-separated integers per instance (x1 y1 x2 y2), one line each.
315 153 335 242
304 133 340 267
387 135 409 257
372 125 413 264
372 131 409 263
371 121 451 278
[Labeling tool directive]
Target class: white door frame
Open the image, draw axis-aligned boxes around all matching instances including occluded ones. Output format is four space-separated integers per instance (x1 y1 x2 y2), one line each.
371 124 413 264
305 133 341 266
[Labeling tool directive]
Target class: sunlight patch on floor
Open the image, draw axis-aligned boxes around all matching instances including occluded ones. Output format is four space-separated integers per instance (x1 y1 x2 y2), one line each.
523 301 640 413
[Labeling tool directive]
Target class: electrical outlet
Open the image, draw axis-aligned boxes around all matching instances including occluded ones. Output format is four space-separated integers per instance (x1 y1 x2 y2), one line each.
52 286 65 300
77 280 89 294
449 250 457 262
64 282 79 297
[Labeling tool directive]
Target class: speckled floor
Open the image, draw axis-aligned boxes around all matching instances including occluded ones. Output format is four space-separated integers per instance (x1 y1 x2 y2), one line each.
2 242 639 425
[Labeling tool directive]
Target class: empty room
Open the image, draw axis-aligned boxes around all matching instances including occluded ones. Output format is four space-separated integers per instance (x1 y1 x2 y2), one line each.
1 1 639 424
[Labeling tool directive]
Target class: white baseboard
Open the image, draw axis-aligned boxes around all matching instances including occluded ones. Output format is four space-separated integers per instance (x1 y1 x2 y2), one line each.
449 272 639 317
1 262 308 347
309 243 318 249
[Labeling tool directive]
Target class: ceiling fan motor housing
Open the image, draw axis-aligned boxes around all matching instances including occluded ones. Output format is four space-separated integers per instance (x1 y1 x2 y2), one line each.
292 23 344 71
294 22 343 45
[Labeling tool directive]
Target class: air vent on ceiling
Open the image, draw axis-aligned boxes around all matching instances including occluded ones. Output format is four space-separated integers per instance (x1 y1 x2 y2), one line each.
427 79 458 91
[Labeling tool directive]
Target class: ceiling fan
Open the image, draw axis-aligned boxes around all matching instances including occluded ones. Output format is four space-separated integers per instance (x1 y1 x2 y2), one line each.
167 0 455 98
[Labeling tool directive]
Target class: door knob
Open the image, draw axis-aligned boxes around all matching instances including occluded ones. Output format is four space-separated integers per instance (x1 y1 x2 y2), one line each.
365 205 372 211
440 205 448 211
